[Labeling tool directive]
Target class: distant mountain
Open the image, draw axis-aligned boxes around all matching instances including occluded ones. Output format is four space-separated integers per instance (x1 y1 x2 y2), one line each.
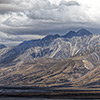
76 29 92 36
0 34 60 64
0 29 100 88
62 31 76 38
0 29 97 66
62 29 92 38
0 44 6 49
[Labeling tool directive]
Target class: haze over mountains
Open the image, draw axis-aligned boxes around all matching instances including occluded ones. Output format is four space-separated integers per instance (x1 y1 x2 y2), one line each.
0 29 100 88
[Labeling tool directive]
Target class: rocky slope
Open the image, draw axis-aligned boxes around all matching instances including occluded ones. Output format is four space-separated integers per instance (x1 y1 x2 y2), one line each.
0 29 99 66
0 43 100 88
0 29 100 88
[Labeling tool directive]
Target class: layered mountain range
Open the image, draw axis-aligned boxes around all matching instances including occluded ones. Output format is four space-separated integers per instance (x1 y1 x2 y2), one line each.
0 29 100 88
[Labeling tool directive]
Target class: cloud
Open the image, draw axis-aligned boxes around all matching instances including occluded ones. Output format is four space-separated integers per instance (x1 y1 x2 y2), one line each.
59 0 80 6
0 31 45 46
0 4 24 14
0 0 13 4
2 0 86 28
0 0 100 45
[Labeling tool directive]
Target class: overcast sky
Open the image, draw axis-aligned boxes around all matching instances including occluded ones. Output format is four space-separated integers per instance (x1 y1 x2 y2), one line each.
0 0 100 45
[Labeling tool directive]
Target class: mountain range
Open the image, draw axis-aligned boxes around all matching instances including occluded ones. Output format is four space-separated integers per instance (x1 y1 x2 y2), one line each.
0 29 94 64
0 29 100 88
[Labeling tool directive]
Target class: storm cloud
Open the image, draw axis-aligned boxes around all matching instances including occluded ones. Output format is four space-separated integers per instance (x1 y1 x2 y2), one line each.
0 0 100 45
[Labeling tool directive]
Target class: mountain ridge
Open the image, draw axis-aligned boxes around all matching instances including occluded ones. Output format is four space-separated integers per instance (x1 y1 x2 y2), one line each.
0 29 94 65
62 29 92 38
0 29 100 88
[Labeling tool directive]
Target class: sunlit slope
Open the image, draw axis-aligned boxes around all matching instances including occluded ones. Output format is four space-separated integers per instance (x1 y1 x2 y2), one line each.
0 54 98 88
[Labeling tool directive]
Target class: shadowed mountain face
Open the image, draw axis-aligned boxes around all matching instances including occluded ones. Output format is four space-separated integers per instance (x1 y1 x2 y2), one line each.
0 44 6 49
76 29 92 36
0 29 100 88
62 29 92 38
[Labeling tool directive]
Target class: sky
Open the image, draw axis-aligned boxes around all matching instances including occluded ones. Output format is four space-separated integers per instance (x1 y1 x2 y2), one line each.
0 0 100 45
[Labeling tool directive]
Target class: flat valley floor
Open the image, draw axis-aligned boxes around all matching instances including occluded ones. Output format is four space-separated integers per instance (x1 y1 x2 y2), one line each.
0 87 100 99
